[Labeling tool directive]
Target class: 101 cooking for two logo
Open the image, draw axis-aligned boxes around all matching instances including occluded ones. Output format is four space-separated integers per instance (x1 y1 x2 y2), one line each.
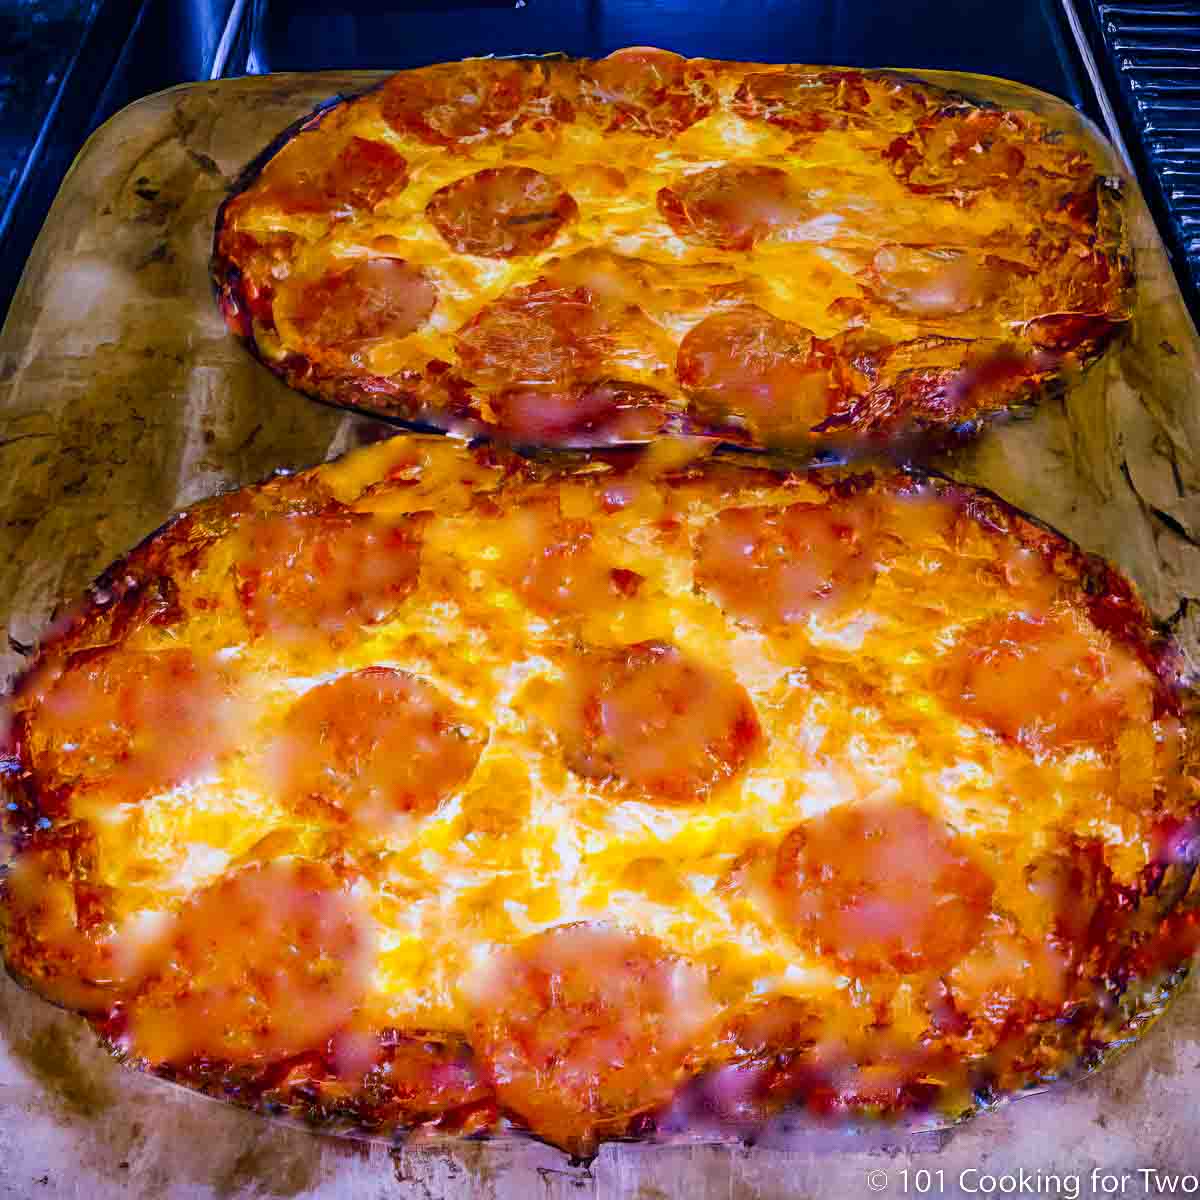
865 1167 1200 1196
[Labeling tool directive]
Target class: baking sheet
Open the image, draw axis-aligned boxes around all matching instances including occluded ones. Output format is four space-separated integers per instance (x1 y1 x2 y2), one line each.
2 69 1200 1199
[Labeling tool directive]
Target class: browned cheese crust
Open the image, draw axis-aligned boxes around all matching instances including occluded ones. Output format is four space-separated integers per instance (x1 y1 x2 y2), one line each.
212 51 1131 451
3 436 1197 1156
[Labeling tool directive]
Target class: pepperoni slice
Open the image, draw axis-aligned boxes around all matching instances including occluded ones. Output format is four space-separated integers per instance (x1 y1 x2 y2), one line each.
677 306 842 437
490 497 648 617
556 641 761 803
468 923 714 1153
491 379 669 444
887 109 1027 201
657 164 816 250
326 136 409 210
268 668 484 828
865 245 1024 317
579 48 715 136
234 510 423 642
937 611 1155 755
126 860 373 1065
380 60 529 145
694 500 877 628
24 647 239 802
283 257 435 351
492 501 611 618
456 279 611 390
774 803 994 973
733 69 930 138
733 70 872 136
948 839 1135 1028
426 167 577 259
255 136 410 218
657 164 812 250
946 923 1071 1031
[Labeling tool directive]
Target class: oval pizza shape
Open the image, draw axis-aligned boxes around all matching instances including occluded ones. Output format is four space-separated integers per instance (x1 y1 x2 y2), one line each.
214 55 1128 448
426 167 578 259
4 437 1190 1154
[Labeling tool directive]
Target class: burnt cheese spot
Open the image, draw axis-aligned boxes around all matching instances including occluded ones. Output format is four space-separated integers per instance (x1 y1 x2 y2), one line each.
885 108 1029 202
733 69 929 137
733 70 872 135
214 226 298 328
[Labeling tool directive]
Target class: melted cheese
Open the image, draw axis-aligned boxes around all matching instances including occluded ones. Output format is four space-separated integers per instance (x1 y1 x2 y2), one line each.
216 56 1126 445
8 436 1185 1032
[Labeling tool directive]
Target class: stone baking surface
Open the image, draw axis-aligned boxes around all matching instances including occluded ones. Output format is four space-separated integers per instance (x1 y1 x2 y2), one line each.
2 70 1200 1199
